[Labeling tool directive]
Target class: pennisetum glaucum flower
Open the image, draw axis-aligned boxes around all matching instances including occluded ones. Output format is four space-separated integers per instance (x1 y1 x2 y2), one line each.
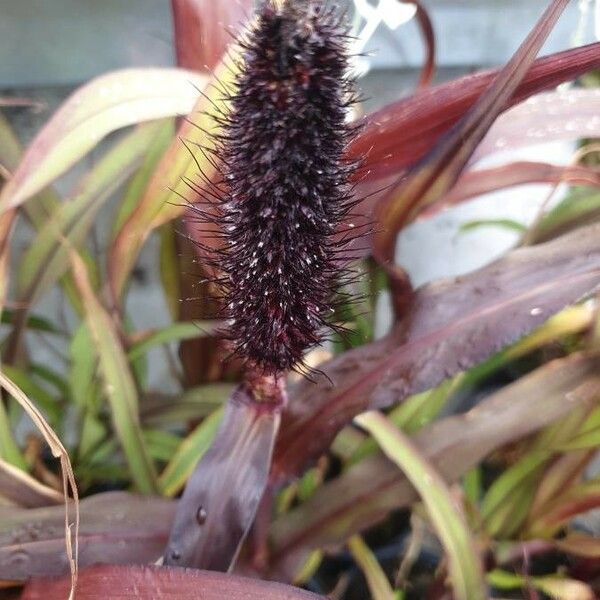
188 0 361 379
165 0 363 571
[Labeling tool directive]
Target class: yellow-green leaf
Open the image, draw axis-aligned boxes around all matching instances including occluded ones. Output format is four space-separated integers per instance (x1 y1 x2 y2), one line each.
70 251 158 494
159 408 223 497
0 68 207 212
355 411 486 600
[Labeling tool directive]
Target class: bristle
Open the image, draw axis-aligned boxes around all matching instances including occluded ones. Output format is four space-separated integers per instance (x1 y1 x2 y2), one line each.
193 0 360 375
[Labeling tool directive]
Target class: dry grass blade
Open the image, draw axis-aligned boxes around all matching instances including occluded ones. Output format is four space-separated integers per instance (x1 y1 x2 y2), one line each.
0 371 79 599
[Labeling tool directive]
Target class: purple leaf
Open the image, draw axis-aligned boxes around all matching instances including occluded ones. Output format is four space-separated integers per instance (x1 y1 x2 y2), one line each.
372 0 571 269
269 353 600 578
273 223 600 480
0 492 174 581
164 386 280 570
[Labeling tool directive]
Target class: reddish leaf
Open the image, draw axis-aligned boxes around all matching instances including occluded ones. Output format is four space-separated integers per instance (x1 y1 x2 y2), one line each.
0 97 44 110
171 0 253 71
349 43 600 183
164 386 280 570
269 354 600 577
433 161 600 216
273 223 600 481
472 89 600 163
21 564 325 599
356 161 600 231
0 459 63 508
529 479 600 536
372 0 570 269
0 492 174 581
408 0 436 88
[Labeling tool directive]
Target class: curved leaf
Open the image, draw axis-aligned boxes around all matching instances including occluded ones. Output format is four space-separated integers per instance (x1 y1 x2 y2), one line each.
70 253 158 494
473 89 600 163
0 68 208 211
350 43 600 183
356 412 486 600
372 0 571 268
16 123 162 307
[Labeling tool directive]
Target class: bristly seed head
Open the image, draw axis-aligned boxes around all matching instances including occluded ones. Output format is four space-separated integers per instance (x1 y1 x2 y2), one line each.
197 0 360 375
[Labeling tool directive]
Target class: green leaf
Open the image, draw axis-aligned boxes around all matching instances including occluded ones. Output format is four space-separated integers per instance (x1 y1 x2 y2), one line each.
112 120 174 235
159 408 223 497
17 122 164 307
159 223 181 321
532 188 600 243
0 395 26 470
141 384 233 426
1 309 62 334
348 535 396 600
0 68 208 211
70 252 158 494
488 569 594 600
69 322 97 409
355 411 486 600
143 429 182 463
346 378 459 465
460 218 526 234
481 406 589 537
127 321 220 362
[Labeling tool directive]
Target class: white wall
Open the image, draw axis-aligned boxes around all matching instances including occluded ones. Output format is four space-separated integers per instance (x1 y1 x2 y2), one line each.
0 0 589 87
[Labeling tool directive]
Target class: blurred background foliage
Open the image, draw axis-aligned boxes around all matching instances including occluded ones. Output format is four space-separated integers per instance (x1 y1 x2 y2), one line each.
2 1 600 599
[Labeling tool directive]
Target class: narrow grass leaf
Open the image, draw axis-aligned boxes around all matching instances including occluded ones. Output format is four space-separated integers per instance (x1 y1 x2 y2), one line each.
348 535 396 600
108 57 238 301
488 570 594 600
17 122 163 307
159 408 223 496
270 354 600 575
111 120 174 236
70 252 158 494
355 411 486 600
127 320 220 362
